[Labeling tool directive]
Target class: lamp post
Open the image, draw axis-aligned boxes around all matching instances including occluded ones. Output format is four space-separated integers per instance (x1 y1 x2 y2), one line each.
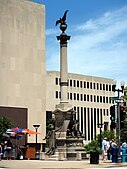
33 124 40 152
97 123 103 149
112 80 125 163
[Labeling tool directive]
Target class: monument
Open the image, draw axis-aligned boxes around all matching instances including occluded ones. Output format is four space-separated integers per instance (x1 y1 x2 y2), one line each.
45 11 84 160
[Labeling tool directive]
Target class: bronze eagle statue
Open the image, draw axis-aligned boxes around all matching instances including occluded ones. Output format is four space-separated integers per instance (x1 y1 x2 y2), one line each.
56 10 69 26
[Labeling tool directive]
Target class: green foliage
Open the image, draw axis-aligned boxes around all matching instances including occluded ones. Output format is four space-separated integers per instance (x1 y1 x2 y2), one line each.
0 115 13 142
96 130 115 142
122 86 127 101
84 140 100 153
84 130 115 153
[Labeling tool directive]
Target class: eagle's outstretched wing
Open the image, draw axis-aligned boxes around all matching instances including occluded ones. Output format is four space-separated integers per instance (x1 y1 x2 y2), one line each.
62 10 69 22
55 10 69 26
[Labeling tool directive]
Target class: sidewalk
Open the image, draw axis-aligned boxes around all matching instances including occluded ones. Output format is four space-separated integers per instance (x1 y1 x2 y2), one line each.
1 159 127 169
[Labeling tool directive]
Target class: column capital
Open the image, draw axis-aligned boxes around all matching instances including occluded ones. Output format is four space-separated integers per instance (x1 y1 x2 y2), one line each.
57 33 70 45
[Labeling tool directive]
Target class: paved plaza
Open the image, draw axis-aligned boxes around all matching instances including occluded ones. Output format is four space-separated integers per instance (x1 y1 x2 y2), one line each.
1 159 127 169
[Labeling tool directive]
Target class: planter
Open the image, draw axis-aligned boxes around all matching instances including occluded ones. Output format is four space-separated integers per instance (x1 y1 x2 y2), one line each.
90 151 99 164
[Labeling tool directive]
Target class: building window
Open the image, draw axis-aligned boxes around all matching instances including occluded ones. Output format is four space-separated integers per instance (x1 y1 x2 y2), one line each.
100 109 102 124
84 94 86 101
59 92 61 99
55 77 58 85
90 95 93 102
87 108 90 140
74 93 76 100
90 82 92 89
80 94 83 101
81 107 83 133
77 80 79 87
103 109 105 116
97 83 99 90
87 82 89 89
107 109 109 116
91 108 93 140
100 96 102 103
77 107 79 121
87 95 89 102
68 93 69 99
70 93 72 100
84 81 86 88
97 108 99 125
84 107 87 140
100 84 102 90
106 97 108 103
97 96 99 102
103 84 105 90
103 96 105 103
109 98 111 104
94 95 96 102
77 93 79 100
106 84 108 91
94 108 97 140
56 91 58 98
80 81 82 88
93 83 96 89
74 80 76 87
70 79 72 86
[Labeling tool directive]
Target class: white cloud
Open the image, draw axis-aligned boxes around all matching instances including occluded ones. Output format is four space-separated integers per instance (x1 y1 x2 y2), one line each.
46 6 127 86
46 28 58 36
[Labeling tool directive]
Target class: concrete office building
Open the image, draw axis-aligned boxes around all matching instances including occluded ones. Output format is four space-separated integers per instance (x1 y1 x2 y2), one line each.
46 71 115 144
0 0 46 144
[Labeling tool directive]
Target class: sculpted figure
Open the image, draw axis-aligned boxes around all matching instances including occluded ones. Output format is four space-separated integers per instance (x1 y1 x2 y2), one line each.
56 10 69 26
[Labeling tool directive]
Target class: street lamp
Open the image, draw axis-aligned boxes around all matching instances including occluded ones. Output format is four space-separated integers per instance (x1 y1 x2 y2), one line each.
97 123 103 149
33 124 40 152
112 80 125 163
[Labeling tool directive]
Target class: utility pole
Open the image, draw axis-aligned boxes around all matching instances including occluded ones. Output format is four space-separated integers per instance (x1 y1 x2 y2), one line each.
112 80 125 163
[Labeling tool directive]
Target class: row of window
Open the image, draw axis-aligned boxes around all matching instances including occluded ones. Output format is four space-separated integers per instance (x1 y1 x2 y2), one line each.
55 77 113 91
73 106 109 141
56 91 112 104
73 106 109 117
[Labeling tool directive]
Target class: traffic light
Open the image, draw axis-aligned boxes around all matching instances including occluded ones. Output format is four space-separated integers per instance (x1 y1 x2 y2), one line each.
120 106 126 129
110 105 116 129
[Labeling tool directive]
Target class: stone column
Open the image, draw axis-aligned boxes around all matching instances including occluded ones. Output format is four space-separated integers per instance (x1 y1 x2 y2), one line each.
57 24 70 104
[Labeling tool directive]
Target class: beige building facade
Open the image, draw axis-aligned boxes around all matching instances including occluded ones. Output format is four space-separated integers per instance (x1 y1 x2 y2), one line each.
46 71 115 143
0 0 46 143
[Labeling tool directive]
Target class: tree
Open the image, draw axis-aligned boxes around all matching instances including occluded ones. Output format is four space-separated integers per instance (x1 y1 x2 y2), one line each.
84 130 115 153
122 86 127 101
0 115 13 142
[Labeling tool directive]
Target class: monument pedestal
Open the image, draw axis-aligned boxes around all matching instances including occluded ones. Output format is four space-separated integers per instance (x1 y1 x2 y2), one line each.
54 103 84 160
56 137 84 161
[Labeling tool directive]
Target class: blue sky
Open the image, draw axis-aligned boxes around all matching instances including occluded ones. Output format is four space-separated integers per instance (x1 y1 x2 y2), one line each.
33 0 127 88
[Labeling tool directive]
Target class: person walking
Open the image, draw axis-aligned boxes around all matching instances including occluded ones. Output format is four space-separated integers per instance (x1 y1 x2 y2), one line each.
106 139 111 160
3 139 13 160
122 141 127 148
102 137 107 160
0 144 3 160
110 139 117 163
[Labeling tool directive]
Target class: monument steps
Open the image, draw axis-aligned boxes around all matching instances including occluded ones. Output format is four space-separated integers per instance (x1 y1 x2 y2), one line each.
46 152 59 161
